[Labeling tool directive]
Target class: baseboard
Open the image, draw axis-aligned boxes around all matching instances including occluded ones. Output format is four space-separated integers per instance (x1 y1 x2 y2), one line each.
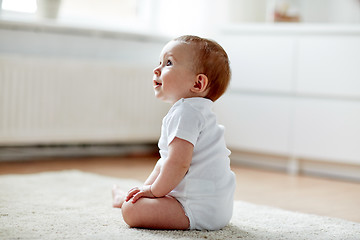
300 160 360 182
230 150 360 182
230 151 289 172
0 143 158 161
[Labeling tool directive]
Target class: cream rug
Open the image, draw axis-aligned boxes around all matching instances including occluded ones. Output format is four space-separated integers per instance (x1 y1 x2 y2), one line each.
0 170 359 240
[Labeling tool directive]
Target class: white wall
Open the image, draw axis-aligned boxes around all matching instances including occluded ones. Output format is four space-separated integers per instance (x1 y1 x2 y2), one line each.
228 0 360 24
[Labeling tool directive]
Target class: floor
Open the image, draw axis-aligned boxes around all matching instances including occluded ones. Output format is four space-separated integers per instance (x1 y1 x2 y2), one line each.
1 155 360 223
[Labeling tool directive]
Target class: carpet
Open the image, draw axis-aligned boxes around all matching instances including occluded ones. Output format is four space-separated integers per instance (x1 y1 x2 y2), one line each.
0 170 359 240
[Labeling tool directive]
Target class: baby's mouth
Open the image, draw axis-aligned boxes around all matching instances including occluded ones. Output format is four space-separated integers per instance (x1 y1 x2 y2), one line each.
154 80 162 87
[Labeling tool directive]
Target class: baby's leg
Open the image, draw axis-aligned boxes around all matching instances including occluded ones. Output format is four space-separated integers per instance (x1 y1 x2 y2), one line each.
121 196 189 230
112 185 126 208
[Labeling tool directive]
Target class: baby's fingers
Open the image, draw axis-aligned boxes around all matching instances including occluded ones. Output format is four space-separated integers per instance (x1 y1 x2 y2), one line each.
125 187 140 201
131 191 144 203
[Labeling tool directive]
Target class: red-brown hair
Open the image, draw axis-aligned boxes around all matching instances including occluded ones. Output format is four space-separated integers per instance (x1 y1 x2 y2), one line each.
174 35 231 101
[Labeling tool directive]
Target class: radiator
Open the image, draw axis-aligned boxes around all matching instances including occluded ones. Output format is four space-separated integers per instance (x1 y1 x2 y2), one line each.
0 55 168 145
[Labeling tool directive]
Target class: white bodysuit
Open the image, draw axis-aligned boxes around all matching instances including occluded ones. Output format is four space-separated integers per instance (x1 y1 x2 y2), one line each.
158 97 236 230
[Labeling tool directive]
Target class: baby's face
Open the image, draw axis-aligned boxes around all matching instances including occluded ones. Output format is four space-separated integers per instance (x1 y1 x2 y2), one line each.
153 41 197 104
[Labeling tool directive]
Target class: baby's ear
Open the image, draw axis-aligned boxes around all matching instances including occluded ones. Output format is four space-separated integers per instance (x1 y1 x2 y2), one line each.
191 74 208 93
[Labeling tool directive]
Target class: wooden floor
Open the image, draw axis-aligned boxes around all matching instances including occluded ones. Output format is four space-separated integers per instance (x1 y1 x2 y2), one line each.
1 155 360 223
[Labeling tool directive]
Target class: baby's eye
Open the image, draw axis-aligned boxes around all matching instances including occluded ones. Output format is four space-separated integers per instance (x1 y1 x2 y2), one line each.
166 60 173 66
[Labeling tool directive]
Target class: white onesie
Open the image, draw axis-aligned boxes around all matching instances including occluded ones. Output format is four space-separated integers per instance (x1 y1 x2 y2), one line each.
157 97 236 230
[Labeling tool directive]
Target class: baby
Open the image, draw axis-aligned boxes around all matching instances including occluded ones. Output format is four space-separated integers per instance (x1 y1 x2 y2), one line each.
112 35 235 231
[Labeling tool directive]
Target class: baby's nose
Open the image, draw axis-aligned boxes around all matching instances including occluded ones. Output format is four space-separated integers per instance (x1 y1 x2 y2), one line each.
153 67 161 76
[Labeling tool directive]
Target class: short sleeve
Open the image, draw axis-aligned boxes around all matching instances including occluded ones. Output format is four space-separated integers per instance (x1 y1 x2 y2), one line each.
165 103 204 146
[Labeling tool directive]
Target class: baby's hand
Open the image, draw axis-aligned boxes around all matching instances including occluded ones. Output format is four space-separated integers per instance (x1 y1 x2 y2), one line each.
125 185 155 203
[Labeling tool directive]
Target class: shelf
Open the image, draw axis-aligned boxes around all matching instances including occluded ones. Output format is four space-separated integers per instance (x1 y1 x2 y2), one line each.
221 23 360 35
0 17 170 42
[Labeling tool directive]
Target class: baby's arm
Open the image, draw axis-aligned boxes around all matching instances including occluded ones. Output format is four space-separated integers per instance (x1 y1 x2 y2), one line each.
144 161 161 186
127 137 193 202
151 137 193 196
124 162 160 202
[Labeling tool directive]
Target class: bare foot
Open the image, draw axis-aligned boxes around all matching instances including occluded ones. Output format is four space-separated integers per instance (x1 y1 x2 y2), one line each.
112 184 127 208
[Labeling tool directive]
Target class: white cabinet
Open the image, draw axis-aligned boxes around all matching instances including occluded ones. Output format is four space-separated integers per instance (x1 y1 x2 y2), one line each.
293 98 360 164
221 36 295 92
216 94 292 155
297 36 360 97
216 25 360 168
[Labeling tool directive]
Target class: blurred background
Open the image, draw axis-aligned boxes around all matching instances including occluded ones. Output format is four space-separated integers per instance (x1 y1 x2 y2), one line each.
0 0 360 182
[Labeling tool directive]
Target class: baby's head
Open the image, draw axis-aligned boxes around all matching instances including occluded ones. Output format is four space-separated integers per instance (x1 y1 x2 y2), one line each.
153 35 231 103
173 35 231 102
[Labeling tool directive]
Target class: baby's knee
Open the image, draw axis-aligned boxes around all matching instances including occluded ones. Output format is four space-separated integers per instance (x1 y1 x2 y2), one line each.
121 200 142 228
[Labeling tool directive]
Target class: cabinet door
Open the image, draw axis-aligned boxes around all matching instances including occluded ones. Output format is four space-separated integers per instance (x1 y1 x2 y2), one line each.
220 35 295 92
297 36 360 97
215 94 292 155
293 98 360 164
